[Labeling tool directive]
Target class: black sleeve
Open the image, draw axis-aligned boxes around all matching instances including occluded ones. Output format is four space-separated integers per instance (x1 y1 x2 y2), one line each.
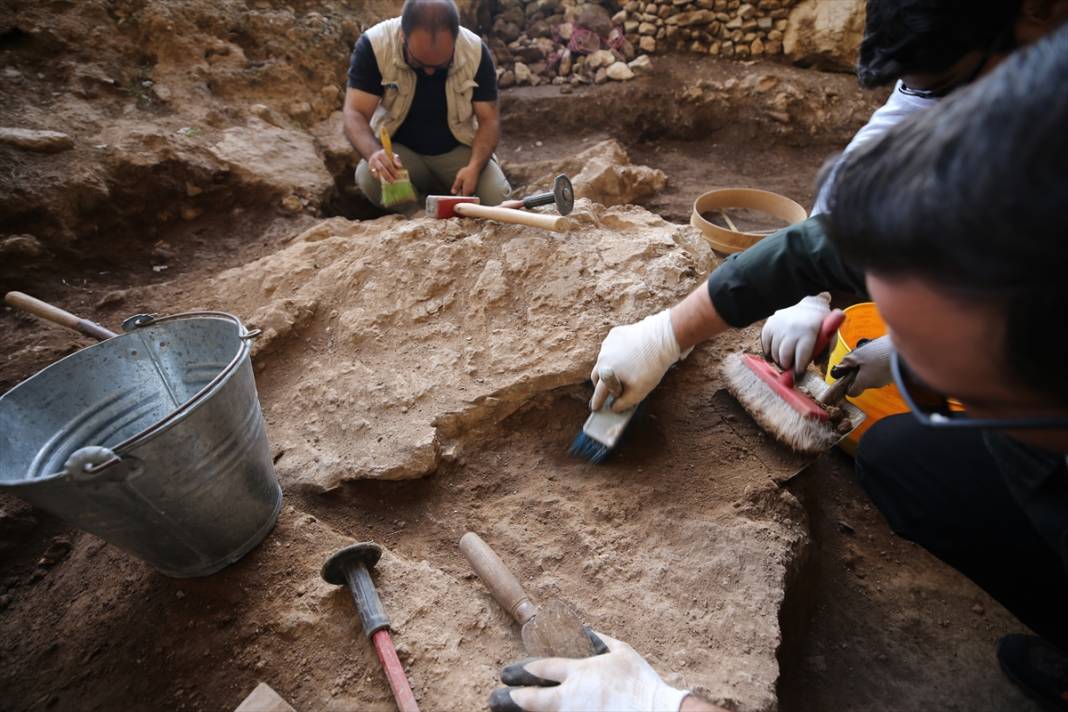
472 43 498 102
348 35 384 96
705 216 868 328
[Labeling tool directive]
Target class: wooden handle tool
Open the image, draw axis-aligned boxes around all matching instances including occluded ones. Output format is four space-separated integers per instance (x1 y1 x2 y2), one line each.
5 291 117 341
459 532 539 626
454 203 566 231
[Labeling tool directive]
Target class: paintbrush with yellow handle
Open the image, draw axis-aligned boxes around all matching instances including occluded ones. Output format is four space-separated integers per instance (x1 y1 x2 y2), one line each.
378 127 416 208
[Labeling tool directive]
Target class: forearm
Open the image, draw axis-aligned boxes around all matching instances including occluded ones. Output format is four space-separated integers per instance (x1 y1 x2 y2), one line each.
706 216 867 328
681 694 730 712
670 282 730 351
467 114 498 170
342 108 381 161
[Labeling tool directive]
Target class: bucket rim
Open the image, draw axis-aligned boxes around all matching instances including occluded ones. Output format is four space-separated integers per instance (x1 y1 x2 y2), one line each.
1 311 258 485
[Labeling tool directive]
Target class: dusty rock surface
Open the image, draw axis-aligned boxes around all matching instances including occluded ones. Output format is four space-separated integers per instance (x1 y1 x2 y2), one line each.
210 199 709 491
783 0 866 73
506 139 668 206
0 127 74 153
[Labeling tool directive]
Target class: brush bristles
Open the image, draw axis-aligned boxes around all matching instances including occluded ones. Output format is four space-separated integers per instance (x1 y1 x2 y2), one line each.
569 431 610 463
381 171 417 208
721 352 839 454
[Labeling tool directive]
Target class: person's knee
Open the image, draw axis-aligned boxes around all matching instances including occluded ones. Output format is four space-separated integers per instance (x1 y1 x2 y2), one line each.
476 162 512 206
855 415 926 539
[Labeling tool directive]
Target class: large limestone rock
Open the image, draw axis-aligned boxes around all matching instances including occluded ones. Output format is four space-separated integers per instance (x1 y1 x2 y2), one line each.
205 205 713 492
209 119 335 210
0 128 74 153
505 139 668 207
783 0 866 73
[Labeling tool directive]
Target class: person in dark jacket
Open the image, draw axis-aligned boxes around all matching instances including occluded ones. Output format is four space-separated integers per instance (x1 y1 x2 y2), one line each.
528 24 1068 712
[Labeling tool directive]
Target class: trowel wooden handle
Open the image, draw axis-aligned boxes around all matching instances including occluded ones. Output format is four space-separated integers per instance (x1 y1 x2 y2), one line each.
454 202 565 232
5 291 117 341
460 532 539 626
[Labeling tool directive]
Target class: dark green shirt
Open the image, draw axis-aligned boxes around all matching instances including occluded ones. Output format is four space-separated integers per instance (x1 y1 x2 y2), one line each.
705 216 867 327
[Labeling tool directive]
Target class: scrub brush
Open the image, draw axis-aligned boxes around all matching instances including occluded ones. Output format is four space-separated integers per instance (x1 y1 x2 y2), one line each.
378 127 416 208
570 368 640 463
721 311 847 454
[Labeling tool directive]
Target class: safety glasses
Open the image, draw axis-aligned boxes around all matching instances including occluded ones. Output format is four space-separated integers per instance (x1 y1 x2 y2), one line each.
891 350 1068 429
403 38 453 72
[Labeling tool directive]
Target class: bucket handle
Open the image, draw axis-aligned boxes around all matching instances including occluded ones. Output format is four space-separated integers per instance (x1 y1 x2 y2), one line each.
63 447 140 484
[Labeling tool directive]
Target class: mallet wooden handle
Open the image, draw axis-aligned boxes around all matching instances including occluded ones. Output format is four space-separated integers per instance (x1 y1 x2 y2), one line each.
460 532 539 626
5 291 117 341
455 203 565 232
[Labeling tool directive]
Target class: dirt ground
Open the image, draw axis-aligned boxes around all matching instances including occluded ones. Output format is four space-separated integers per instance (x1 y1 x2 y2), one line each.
0 3 1042 710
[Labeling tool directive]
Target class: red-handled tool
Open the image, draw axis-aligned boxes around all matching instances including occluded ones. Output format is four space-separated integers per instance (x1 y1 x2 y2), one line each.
739 309 846 420
322 542 420 712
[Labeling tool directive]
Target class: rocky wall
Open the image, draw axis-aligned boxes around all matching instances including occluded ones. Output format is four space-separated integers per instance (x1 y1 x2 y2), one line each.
487 0 864 88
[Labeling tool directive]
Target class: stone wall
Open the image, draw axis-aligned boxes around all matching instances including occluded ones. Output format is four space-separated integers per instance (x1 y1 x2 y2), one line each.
485 0 864 87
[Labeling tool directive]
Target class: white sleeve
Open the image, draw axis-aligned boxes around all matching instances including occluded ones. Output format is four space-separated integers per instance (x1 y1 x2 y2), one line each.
811 81 937 216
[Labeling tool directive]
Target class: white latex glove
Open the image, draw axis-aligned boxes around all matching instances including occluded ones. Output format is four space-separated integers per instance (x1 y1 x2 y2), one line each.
761 292 832 377
833 334 895 396
491 631 689 712
590 309 688 413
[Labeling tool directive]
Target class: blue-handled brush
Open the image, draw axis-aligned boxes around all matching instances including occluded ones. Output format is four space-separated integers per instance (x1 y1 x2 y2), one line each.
569 368 640 463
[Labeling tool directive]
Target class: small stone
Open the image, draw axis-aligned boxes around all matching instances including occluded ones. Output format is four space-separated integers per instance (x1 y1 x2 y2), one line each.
557 22 574 41
594 67 608 84
639 35 657 52
627 54 653 74
287 101 312 121
757 16 773 30
606 61 634 81
638 21 657 35
281 194 303 213
971 603 985 616
751 38 765 56
498 70 516 89
0 234 44 258
0 127 73 153
180 205 202 221
176 590 186 599
515 62 533 85
586 49 616 70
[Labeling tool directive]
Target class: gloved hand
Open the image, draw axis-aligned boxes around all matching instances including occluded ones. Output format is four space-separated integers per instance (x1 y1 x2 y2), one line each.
489 631 689 712
761 293 837 377
590 309 689 413
831 334 894 396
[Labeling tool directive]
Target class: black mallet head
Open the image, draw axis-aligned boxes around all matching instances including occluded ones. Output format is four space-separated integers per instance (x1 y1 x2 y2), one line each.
553 174 574 215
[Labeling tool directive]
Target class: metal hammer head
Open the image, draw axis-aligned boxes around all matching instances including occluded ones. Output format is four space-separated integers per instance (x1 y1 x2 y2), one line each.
426 195 481 218
553 174 574 215
321 541 383 585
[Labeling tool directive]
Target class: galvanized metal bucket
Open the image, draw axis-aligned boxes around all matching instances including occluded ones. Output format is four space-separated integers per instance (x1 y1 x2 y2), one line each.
0 312 281 577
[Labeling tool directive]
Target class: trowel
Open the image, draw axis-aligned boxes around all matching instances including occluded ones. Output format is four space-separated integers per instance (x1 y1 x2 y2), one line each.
460 532 599 658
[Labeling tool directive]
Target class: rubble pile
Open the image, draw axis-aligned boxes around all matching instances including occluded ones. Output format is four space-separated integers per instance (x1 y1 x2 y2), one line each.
488 0 800 88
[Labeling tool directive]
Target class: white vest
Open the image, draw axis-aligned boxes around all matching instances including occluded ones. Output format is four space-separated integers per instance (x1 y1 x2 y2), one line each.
365 17 484 146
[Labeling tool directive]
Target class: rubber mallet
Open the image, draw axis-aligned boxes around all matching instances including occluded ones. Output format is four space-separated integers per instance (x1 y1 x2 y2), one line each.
425 195 566 232
322 542 420 712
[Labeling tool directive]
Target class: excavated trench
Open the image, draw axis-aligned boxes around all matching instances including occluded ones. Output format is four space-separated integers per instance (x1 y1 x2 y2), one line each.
1 37 1034 709
0 61 868 709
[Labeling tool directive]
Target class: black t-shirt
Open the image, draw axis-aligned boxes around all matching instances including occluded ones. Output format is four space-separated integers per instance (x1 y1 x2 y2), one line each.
347 34 498 156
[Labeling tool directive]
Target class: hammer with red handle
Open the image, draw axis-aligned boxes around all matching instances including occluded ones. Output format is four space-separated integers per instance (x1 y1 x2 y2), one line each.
322 542 420 712
425 195 566 232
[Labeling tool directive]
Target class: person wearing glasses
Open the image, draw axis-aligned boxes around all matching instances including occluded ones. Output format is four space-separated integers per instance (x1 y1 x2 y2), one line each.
343 0 511 212
497 29 1068 712
587 0 1068 417
759 0 1068 391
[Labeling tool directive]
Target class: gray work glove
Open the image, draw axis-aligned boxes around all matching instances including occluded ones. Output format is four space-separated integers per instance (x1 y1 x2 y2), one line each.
831 334 894 396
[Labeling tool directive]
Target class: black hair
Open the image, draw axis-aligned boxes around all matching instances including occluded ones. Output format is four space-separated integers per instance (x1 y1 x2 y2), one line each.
858 0 1020 87
401 0 460 38
827 24 1068 404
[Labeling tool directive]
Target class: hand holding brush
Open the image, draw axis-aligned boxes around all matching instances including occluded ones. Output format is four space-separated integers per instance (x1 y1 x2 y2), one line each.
375 127 417 208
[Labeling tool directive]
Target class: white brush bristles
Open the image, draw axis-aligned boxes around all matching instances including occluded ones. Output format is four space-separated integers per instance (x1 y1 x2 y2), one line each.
721 352 839 454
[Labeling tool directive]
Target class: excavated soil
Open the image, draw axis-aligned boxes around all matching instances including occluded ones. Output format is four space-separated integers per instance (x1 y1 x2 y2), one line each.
0 2 1040 711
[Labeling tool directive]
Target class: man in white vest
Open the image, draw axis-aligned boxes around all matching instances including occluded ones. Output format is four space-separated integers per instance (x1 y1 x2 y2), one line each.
343 0 511 212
